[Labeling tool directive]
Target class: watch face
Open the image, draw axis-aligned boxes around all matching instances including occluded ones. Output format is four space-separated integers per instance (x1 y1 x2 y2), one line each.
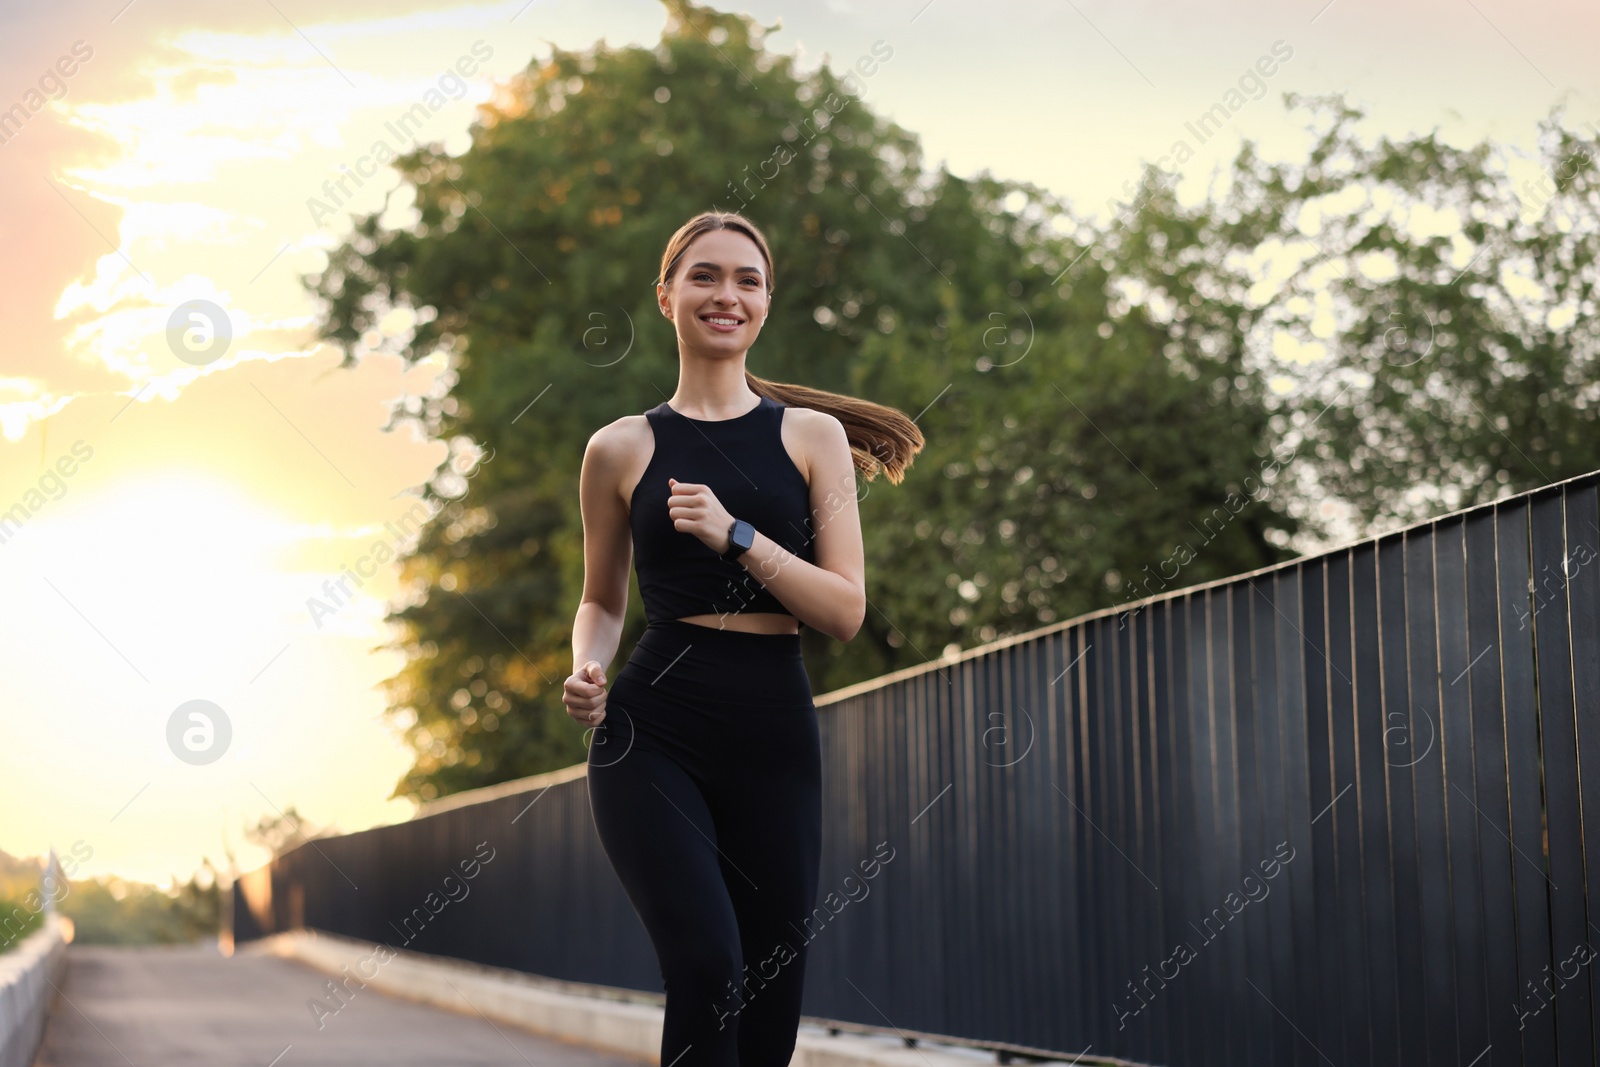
727 520 753 558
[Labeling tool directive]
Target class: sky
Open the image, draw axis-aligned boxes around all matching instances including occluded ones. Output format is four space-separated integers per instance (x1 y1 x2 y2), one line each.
0 0 1595 887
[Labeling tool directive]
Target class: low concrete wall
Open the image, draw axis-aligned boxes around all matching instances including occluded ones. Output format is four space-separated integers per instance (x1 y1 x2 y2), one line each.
0 916 67 1067
245 928 1043 1067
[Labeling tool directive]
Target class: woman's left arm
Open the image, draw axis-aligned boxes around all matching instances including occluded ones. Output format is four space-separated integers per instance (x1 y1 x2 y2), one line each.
668 411 866 641
736 412 865 641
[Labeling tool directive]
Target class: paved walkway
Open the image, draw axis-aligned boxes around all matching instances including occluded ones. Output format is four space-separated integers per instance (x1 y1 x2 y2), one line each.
33 941 652 1067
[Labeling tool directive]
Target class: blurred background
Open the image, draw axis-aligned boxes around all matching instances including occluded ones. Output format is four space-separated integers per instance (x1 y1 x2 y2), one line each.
1 0 1595 946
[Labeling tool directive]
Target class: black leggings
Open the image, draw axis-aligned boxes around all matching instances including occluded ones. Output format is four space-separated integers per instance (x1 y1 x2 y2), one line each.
586 619 822 1067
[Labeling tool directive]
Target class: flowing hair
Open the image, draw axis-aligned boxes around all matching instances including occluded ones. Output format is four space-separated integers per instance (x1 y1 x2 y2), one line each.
658 211 924 485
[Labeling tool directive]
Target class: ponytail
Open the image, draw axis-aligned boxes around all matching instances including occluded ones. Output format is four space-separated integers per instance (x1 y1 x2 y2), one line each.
745 372 923 485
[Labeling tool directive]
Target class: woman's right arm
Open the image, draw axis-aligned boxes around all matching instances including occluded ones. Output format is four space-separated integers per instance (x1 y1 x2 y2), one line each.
564 424 635 724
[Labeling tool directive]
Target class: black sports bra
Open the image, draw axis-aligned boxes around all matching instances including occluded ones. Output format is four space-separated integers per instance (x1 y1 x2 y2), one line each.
629 395 816 627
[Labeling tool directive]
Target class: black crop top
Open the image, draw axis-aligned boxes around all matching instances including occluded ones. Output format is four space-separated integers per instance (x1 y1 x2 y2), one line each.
629 394 816 626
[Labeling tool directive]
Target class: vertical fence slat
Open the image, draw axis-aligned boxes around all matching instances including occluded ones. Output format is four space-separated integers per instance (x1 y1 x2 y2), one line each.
1060 624 1089 1051
1434 517 1491 1064
1273 567 1318 1066
1239 580 1278 1062
1112 609 1139 1056
1136 607 1169 1064
1352 540 1402 1062
1529 489 1592 1066
922 665 950 1035
1500 499 1558 1067
1303 558 1346 1063
1463 508 1523 1063
1170 595 1206 1067
1406 525 1459 1065
1150 601 1181 1067
1561 483 1600 1067
1565 483 1600 1067
1379 532 1429 1066
1325 549 1373 1064
1015 638 1046 1049
1196 591 1228 1067
1076 618 1100 1045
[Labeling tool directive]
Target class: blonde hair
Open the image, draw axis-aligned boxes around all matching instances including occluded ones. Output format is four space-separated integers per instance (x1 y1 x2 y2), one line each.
658 211 924 484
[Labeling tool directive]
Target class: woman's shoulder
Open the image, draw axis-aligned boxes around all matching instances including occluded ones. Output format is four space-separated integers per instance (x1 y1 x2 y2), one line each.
777 402 840 428
590 411 651 443
780 404 846 445
586 413 652 465
777 405 851 488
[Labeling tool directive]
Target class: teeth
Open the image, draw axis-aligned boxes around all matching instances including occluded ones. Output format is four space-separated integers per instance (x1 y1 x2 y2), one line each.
705 317 740 325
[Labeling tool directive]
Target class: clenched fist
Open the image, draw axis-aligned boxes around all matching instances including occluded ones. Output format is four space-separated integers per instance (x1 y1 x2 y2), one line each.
667 477 736 555
563 660 608 726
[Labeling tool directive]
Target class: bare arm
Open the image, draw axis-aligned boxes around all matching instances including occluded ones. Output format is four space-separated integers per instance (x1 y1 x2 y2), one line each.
728 412 866 642
570 425 633 676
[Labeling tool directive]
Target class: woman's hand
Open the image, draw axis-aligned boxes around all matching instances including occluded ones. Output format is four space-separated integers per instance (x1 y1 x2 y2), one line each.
667 477 735 554
563 660 608 726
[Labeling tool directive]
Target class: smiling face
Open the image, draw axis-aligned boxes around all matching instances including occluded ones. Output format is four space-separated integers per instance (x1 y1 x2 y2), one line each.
657 228 771 354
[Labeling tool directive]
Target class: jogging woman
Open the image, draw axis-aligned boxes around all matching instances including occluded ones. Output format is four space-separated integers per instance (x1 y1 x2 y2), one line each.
562 211 921 1067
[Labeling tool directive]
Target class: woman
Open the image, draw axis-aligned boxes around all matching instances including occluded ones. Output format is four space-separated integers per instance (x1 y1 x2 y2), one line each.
562 210 921 1067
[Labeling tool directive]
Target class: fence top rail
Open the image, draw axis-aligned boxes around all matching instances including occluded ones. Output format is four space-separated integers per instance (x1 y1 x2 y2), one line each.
412 760 588 820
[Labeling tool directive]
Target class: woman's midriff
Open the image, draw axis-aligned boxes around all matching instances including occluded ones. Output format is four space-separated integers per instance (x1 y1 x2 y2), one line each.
674 613 800 635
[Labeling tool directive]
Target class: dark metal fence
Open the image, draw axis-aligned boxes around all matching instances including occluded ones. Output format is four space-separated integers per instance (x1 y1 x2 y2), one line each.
235 470 1600 1067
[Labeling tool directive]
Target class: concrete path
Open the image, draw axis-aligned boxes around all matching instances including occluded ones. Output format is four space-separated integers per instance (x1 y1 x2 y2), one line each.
32 941 653 1067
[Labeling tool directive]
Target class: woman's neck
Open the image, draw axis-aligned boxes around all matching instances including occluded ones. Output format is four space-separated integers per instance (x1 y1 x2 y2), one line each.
669 364 756 418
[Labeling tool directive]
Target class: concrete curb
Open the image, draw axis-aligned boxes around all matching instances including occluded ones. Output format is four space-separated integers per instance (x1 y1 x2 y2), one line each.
243 929 1039 1067
0 916 67 1067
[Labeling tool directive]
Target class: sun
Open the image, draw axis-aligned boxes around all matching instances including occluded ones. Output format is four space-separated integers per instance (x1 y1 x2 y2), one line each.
8 465 315 688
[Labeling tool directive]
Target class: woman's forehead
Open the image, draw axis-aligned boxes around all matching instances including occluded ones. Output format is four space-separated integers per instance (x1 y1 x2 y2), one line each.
684 229 764 270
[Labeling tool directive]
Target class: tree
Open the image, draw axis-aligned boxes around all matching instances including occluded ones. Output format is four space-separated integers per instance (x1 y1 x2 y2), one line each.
1140 94 1600 530
304 0 1296 802
244 806 324 856
56 863 221 945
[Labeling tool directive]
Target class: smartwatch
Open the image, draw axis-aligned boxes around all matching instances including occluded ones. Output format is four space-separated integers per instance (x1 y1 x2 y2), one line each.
721 519 755 563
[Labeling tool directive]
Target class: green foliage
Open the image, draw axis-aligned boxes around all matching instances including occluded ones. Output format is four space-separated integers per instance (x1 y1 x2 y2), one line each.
57 861 222 946
1150 94 1600 527
302 1 1595 805
0 849 221 948
0 895 44 954
0 848 44 901
244 805 323 856
0 850 54 953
